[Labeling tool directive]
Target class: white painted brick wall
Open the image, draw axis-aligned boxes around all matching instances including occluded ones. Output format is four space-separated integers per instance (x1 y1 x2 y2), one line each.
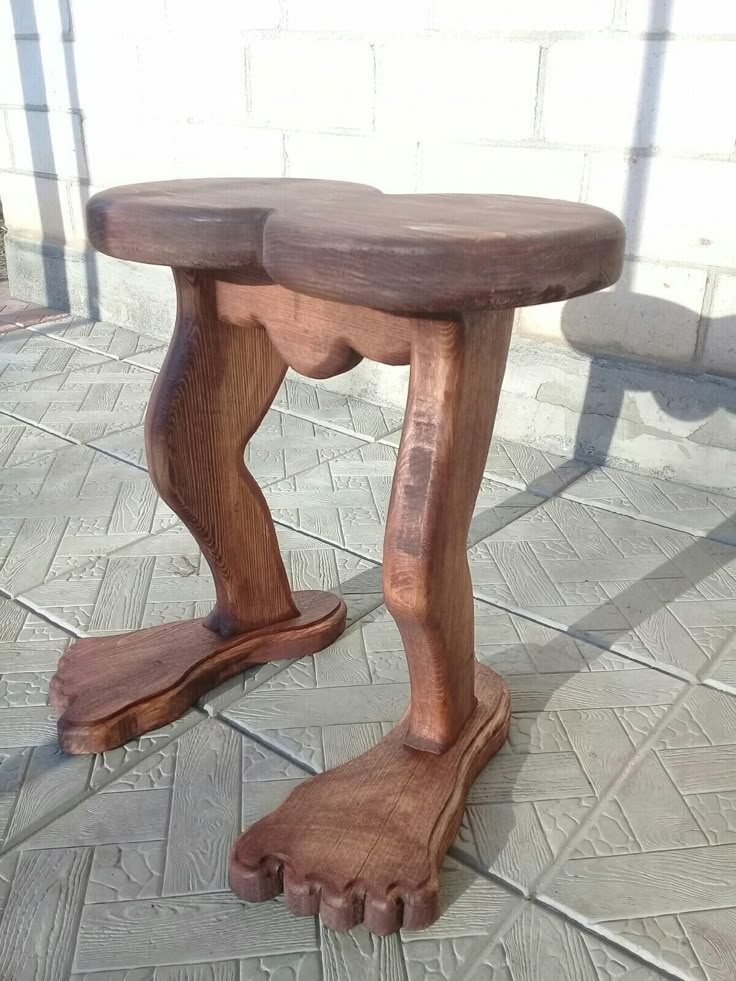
431 0 616 33
544 40 736 153
248 40 375 132
0 0 734 376
417 145 586 201
375 41 539 140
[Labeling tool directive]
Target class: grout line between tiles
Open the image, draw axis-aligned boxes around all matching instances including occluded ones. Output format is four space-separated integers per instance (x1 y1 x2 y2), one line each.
530 895 689 981
446 899 525 981
0 708 207 858
470 590 696 685
271 402 397 444
219 717 318 777
0 407 82 450
24 323 151 362
531 682 694 899
561 488 736 549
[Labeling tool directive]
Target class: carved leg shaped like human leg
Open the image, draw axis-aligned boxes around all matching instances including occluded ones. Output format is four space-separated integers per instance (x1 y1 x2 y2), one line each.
50 273 346 754
230 308 514 934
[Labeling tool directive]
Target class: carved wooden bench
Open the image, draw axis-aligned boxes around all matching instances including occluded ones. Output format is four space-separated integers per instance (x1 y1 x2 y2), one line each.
52 178 624 934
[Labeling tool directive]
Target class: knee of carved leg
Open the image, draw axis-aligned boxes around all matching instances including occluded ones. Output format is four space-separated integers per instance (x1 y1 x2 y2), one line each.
383 557 434 623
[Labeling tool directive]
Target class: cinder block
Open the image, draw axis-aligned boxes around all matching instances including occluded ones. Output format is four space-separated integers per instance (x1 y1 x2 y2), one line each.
544 40 736 153
432 0 615 33
70 0 168 39
137 37 248 122
587 154 736 268
702 275 736 376
0 0 71 36
0 112 12 169
5 108 87 180
0 38 77 109
176 124 284 178
83 113 178 185
86 119 283 186
286 0 430 32
625 0 736 35
73 39 139 115
0 171 86 243
167 0 281 32
518 260 707 364
417 143 585 200
376 41 539 140
285 132 417 191
248 40 374 132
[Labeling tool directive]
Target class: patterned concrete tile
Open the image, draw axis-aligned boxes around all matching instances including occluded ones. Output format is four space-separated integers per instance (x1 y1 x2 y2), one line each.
0 442 175 596
27 316 166 363
322 859 517 981
468 495 736 681
21 520 382 639
0 329 107 387
275 377 403 441
564 466 736 546
542 684 736 981
21 518 383 715
0 594 204 850
123 345 168 371
0 721 322 978
704 644 736 696
2 715 516 978
91 410 365 485
0 596 75 846
383 428 590 497
265 440 543 562
0 359 156 445
459 901 672 980
0 414 69 469
222 600 684 892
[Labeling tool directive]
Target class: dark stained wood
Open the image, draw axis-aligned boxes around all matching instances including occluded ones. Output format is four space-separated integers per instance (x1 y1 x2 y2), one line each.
86 178 380 270
384 308 515 753
51 591 346 754
148 269 297 637
263 193 625 314
87 181 625 314
77 179 625 935
230 662 510 935
215 281 412 376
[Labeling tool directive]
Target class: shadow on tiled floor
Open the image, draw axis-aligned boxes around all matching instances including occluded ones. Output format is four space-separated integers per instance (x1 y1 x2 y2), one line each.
1 302 735 978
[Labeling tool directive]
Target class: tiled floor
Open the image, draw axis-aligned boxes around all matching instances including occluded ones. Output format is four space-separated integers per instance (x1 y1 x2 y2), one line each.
1 292 735 979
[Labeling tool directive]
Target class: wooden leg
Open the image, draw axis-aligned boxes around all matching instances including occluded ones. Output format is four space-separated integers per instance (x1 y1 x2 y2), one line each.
230 309 514 934
50 272 346 753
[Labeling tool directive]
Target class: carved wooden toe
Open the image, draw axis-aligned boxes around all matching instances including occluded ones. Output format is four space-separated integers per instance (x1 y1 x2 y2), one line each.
230 663 510 935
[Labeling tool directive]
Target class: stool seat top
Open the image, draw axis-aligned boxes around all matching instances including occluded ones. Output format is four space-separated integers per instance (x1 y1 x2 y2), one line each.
87 178 624 313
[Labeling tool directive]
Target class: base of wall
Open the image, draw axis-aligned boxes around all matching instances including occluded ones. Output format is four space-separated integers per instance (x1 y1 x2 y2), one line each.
8 235 736 493
6 235 175 341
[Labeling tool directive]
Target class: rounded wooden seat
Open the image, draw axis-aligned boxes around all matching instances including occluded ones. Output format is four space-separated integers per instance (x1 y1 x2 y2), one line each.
87 178 624 314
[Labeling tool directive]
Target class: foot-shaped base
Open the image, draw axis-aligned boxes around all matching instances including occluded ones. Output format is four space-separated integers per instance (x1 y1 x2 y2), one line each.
230 663 510 935
51 590 346 754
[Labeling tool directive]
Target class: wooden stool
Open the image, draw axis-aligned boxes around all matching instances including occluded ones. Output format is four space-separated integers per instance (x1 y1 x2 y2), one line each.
54 179 624 934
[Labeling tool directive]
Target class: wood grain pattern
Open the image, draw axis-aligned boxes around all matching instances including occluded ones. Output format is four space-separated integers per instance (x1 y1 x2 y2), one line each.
263 192 625 314
51 590 346 754
385 309 514 753
230 663 510 935
87 180 625 314
215 281 412 376
86 178 380 269
147 269 296 638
